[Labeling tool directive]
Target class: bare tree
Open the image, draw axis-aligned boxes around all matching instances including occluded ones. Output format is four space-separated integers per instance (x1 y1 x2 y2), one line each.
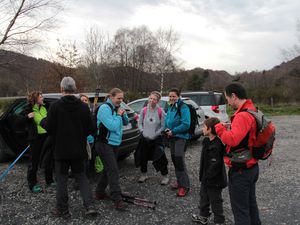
281 19 300 60
154 27 180 92
0 0 63 48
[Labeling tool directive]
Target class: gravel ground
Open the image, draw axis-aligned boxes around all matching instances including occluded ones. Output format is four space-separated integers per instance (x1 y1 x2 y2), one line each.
0 116 299 225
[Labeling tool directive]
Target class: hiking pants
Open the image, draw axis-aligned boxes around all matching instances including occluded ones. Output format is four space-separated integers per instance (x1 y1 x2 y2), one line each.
55 159 93 210
228 164 261 225
199 184 225 224
170 138 190 189
27 134 53 189
95 142 122 202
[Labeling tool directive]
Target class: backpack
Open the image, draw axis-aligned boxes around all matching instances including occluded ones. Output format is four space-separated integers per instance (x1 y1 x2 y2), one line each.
94 102 114 143
244 109 276 160
177 102 199 137
142 106 162 120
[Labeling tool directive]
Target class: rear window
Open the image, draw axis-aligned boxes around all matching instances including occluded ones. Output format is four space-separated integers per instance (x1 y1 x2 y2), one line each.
182 94 215 106
214 94 226 105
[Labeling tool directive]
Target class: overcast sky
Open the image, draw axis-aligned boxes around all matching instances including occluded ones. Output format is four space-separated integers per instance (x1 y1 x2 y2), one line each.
43 0 300 74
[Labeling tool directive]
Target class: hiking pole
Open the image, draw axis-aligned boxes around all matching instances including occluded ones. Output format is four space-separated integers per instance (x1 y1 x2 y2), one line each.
122 192 157 205
0 145 30 182
122 193 157 209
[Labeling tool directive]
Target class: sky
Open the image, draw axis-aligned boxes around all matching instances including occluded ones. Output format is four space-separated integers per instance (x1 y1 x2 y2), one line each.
41 0 300 74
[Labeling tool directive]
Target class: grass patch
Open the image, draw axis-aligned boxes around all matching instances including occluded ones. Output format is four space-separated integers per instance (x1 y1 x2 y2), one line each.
226 104 300 117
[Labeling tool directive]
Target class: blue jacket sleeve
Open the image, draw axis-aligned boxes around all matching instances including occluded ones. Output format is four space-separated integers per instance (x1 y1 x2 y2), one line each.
172 104 191 135
97 104 122 132
122 113 129 125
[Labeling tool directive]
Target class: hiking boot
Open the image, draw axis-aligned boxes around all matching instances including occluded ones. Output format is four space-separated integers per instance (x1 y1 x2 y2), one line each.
113 200 127 211
51 207 71 218
31 184 43 193
177 187 189 197
138 175 148 183
160 176 169 185
94 192 110 200
85 206 97 217
170 181 179 190
191 214 210 224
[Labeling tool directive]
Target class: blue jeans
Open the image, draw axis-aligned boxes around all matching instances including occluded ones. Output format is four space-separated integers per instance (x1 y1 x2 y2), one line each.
228 164 261 225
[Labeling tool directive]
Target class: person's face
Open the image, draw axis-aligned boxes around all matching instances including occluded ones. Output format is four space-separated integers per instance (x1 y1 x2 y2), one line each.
80 96 89 104
37 94 43 105
225 92 237 110
202 124 210 136
110 92 124 107
168 91 179 105
148 94 159 107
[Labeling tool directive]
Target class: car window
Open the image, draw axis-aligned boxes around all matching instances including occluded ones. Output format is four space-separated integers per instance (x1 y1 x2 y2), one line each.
215 94 226 105
11 100 27 116
128 100 146 113
184 94 214 106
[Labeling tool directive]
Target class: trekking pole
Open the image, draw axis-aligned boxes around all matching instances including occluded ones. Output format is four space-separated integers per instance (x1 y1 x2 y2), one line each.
0 145 30 182
122 193 157 206
122 195 156 210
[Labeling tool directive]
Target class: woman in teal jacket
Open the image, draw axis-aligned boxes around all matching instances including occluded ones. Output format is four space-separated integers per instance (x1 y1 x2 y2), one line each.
165 88 191 197
94 88 129 210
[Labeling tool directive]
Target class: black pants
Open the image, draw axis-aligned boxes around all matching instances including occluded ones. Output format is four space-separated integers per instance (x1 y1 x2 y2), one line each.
27 134 53 189
228 164 261 225
55 159 93 210
199 184 225 224
95 142 122 202
140 137 168 176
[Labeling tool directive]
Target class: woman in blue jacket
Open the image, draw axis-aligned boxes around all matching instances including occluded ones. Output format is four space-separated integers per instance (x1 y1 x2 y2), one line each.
94 88 129 210
165 88 191 197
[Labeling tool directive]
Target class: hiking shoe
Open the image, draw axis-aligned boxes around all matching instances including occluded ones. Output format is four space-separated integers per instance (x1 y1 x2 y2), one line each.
46 182 56 189
51 207 71 218
177 187 189 197
94 192 110 200
138 175 148 183
191 214 210 224
170 181 179 190
85 206 97 217
31 184 43 193
113 200 127 211
160 176 169 185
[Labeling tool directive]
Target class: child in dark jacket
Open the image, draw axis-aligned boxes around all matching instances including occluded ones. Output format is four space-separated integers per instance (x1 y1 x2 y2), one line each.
192 117 227 225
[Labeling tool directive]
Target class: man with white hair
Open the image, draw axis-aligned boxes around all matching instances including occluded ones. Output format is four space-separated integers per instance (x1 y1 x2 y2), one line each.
45 76 97 218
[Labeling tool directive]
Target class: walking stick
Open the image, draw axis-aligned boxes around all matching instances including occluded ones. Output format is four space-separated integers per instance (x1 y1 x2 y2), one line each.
122 192 157 210
0 145 30 182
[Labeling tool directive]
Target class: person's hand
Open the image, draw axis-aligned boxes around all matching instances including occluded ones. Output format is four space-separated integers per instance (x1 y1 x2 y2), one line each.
117 108 125 116
222 122 231 130
28 112 34 119
165 129 172 137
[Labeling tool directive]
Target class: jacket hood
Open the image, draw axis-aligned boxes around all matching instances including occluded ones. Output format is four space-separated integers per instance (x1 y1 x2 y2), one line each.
61 95 82 112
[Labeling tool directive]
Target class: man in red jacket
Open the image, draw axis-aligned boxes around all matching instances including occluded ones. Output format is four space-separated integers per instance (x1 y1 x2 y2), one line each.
215 83 261 225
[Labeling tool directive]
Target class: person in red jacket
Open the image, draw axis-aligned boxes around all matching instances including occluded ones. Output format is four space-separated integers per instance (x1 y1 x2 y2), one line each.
215 83 261 225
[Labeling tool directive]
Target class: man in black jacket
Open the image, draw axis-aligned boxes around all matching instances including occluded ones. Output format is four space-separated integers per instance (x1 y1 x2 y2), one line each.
45 76 97 218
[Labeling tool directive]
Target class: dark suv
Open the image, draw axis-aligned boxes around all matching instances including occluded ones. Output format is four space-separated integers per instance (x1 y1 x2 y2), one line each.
0 93 140 162
181 91 229 122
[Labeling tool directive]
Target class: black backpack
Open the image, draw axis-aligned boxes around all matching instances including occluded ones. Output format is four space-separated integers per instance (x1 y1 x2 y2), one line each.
177 102 199 137
94 102 114 143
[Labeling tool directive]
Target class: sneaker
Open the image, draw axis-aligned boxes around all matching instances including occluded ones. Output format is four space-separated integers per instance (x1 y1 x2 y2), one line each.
31 184 43 193
160 176 169 185
177 187 189 197
170 181 179 190
113 200 127 211
85 206 97 217
51 207 71 218
138 175 148 183
94 192 110 200
191 214 209 224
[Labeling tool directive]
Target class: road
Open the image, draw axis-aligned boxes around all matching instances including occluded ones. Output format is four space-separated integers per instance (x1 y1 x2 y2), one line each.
0 116 299 225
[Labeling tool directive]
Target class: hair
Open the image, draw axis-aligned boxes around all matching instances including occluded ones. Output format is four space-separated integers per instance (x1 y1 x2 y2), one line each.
27 91 42 105
204 117 220 135
150 91 161 101
105 88 123 101
79 94 90 103
168 88 180 97
60 76 76 93
225 82 247 99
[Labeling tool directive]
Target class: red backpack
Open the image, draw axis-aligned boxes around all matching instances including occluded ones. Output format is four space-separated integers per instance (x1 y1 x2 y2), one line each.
245 109 276 160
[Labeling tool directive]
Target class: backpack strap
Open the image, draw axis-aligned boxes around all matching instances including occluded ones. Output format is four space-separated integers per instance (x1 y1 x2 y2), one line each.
143 106 162 120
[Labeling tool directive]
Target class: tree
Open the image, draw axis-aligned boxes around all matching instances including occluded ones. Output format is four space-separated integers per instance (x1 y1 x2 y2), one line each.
0 0 63 48
186 73 204 91
281 19 300 60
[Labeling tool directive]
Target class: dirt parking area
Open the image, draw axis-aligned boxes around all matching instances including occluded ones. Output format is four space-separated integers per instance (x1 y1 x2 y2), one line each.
0 116 299 225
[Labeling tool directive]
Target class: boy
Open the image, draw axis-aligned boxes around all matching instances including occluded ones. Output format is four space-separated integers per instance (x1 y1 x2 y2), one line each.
192 117 227 225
